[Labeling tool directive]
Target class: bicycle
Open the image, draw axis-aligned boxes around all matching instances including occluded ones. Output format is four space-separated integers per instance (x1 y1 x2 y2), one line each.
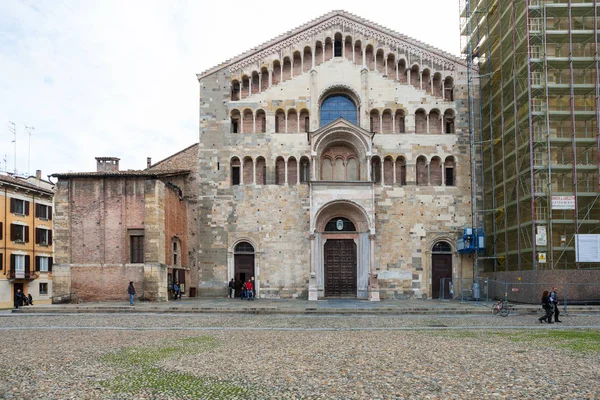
492 299 510 317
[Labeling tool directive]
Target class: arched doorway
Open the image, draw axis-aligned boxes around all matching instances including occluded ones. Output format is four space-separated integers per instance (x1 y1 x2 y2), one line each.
432 241 453 299
234 242 255 297
323 217 357 297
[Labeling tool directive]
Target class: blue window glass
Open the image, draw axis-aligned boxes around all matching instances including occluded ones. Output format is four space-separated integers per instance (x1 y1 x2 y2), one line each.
320 95 358 126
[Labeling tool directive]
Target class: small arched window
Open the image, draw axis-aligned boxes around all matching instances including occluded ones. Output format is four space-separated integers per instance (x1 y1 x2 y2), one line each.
371 156 381 183
300 157 310 183
432 241 452 253
325 217 356 232
396 156 406 185
430 156 442 186
416 156 428 186
256 157 266 185
275 157 285 185
231 80 240 101
445 156 456 186
320 95 358 126
334 33 343 57
231 157 241 186
235 242 255 254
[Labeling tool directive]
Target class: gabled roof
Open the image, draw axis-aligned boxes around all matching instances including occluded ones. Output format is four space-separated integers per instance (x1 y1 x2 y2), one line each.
0 173 54 195
197 10 465 80
51 170 190 179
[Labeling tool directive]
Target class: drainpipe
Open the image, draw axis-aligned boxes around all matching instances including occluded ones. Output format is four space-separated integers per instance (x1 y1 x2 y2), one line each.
3 186 6 277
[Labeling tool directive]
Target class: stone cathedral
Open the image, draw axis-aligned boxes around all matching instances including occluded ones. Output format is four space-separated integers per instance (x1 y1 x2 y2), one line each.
196 10 474 300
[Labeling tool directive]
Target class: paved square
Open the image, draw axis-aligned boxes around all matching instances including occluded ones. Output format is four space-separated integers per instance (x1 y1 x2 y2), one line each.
1 313 599 399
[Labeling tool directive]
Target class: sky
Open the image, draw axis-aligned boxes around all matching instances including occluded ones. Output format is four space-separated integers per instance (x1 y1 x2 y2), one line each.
0 0 463 179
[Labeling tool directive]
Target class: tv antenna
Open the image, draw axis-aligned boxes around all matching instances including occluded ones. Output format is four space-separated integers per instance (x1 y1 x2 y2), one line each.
25 125 34 176
8 121 16 173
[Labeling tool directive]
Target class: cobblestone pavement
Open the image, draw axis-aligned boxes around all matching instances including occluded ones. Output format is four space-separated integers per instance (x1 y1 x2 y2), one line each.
0 313 599 399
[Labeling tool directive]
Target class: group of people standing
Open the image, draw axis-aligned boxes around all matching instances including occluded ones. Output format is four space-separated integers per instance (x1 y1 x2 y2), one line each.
539 287 562 323
13 289 33 309
228 278 255 300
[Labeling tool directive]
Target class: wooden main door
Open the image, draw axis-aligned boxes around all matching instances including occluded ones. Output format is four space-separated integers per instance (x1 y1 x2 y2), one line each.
324 239 357 297
432 254 452 299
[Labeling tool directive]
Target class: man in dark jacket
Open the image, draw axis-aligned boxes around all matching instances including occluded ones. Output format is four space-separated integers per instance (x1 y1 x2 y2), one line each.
550 287 562 322
128 282 136 306
14 289 24 309
228 279 235 298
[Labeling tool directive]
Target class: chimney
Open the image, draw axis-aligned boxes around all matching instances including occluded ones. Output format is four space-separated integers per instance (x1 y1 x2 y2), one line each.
36 170 42 180
147 157 152 168
95 157 120 172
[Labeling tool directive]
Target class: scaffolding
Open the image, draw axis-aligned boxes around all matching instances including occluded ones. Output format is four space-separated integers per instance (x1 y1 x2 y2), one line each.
461 0 600 271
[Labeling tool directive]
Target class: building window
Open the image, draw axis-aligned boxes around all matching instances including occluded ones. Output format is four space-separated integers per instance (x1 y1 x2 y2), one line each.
445 156 456 186
0 253 3 270
130 235 144 263
10 198 29 215
10 224 29 243
39 282 48 295
36 228 52 246
300 157 310 183
172 239 181 266
12 254 26 274
36 256 52 272
320 95 358 126
231 158 241 185
36 204 52 220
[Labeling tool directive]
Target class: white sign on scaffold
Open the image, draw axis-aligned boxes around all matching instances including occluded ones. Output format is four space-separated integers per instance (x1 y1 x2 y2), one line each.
575 234 600 263
551 195 575 210
536 226 547 246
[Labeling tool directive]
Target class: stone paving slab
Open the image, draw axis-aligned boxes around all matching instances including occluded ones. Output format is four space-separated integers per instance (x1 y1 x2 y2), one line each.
11 298 600 315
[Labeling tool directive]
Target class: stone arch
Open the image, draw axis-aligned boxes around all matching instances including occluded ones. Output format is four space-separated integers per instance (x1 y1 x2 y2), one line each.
395 156 406 185
275 156 285 185
282 57 291 81
410 64 420 89
272 60 281 85
416 155 428 185
255 156 266 185
275 109 285 133
251 71 259 93
314 200 371 233
369 109 380 133
334 32 343 57
242 109 253 133
444 76 454 100
429 108 442 134
255 109 266 133
241 75 250 98
344 36 353 60
325 37 333 61
433 72 443 97
303 46 312 72
430 156 442 186
231 80 240 101
422 68 432 94
386 53 395 76
397 59 407 84
230 109 241 134
318 85 361 127
444 109 456 133
415 108 427 134
287 156 298 184
260 67 269 91
293 51 302 77
287 109 298 133
383 156 394 185
395 109 406 133
365 45 375 70
375 49 385 74
243 156 253 184
354 40 362 64
381 109 393 133
315 41 323 66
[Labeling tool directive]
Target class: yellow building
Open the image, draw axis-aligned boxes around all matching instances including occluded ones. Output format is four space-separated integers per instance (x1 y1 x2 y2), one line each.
0 173 54 308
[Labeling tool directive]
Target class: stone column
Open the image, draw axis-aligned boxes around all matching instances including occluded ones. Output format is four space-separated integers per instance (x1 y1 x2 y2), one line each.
308 234 318 301
368 233 380 301
360 68 369 130
268 68 273 88
284 160 288 185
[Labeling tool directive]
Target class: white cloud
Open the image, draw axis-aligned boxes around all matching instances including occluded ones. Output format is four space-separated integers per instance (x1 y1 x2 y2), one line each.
0 0 462 177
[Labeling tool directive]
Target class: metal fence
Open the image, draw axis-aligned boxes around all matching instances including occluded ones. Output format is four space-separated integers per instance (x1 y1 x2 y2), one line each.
439 278 600 313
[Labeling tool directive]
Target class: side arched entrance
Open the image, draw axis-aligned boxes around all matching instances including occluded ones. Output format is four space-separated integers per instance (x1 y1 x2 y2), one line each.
431 241 453 299
234 242 255 297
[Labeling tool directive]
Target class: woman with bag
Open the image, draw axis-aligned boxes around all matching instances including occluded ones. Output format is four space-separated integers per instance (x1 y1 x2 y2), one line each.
538 290 553 323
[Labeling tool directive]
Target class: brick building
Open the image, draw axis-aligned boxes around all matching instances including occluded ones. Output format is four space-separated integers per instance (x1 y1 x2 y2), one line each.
51 147 197 302
195 11 476 300
0 172 54 308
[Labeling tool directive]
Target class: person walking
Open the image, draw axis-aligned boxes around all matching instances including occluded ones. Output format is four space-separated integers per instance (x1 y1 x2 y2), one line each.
539 290 553 323
27 293 33 306
228 279 235 299
128 281 136 306
14 289 24 309
550 287 562 322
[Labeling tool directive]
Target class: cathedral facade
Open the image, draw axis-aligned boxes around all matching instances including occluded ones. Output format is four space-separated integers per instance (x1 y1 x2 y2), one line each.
196 11 474 300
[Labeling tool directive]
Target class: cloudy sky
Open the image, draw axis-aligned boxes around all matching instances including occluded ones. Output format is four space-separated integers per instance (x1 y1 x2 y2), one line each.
0 0 463 178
